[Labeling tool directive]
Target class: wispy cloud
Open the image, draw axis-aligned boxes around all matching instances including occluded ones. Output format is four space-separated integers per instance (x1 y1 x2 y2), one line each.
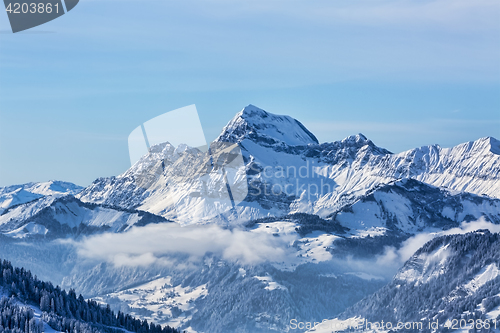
328 219 500 279
65 223 296 267
64 218 500 279
376 219 500 273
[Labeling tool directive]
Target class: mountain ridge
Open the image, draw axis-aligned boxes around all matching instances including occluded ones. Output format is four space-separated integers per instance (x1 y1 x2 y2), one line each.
0 180 83 214
0 195 169 238
215 104 319 147
75 105 500 224
0 105 498 333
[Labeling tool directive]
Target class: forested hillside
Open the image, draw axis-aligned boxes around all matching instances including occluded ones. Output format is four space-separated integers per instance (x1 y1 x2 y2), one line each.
337 230 500 332
0 259 181 333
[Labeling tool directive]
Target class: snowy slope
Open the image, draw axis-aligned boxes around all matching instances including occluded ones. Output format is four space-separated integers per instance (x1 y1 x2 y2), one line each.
463 263 500 294
0 180 83 214
56 212 388 333
333 178 500 235
244 135 500 219
1 105 499 333
315 231 500 333
78 141 249 224
0 195 168 238
381 136 500 198
84 254 385 333
94 277 208 331
216 104 319 147
76 105 500 225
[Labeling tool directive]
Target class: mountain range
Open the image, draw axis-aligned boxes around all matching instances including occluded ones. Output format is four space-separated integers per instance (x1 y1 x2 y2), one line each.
76 105 500 225
0 104 499 332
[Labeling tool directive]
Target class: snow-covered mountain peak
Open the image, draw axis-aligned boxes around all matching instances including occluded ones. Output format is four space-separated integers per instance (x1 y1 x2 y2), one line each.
215 104 319 147
341 133 368 144
447 136 500 156
239 104 270 117
0 180 83 214
0 194 169 238
338 133 391 156
148 141 176 155
477 136 500 155
75 105 500 223
128 141 205 174
29 180 83 195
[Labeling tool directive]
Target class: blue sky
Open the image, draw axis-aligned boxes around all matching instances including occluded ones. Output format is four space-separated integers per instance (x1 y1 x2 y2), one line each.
0 0 499 187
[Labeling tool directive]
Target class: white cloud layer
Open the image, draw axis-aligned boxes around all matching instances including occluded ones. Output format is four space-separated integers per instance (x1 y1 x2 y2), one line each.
326 219 500 280
69 223 296 267
66 218 499 277
376 219 500 272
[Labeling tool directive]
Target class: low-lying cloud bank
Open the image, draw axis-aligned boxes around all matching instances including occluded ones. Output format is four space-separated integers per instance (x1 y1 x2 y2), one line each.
64 219 500 274
379 219 500 267
325 219 500 280
366 219 500 277
66 223 296 267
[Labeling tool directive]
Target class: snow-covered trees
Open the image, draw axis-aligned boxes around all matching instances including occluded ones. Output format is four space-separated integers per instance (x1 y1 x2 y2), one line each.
0 259 181 333
0 297 43 333
339 230 500 332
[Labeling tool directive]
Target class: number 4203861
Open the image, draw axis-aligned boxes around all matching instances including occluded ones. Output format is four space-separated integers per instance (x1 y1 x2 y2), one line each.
5 3 59 14
444 319 497 330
